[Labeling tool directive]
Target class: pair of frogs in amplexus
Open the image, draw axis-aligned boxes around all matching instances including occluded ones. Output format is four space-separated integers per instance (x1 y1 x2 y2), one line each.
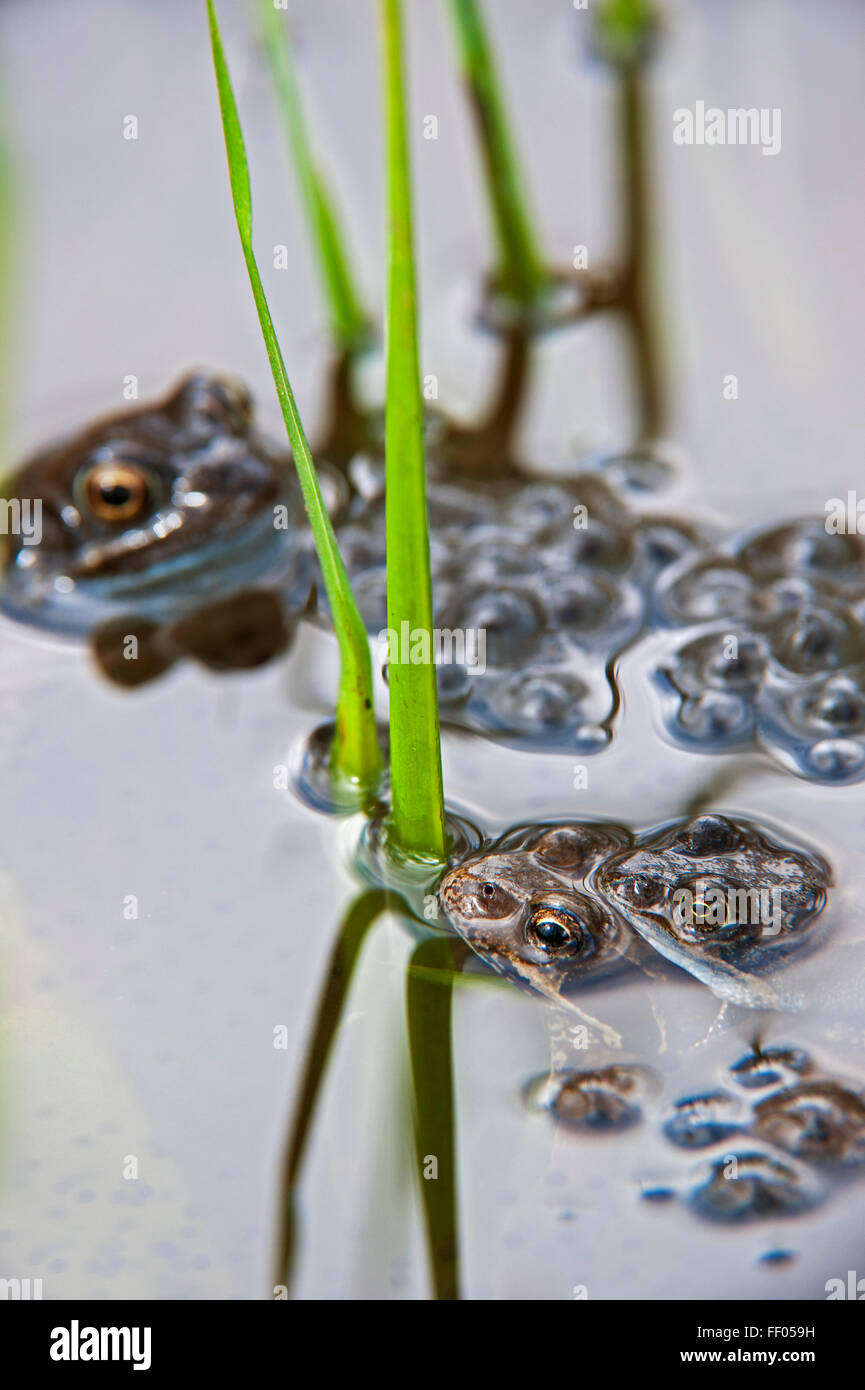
0 372 833 1014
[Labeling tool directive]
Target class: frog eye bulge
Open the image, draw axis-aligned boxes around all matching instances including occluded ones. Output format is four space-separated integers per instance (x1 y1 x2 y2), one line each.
76 456 160 523
474 880 520 918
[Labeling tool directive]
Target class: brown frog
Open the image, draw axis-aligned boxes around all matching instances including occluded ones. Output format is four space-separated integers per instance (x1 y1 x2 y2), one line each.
1 371 315 683
597 813 831 1008
438 822 638 1006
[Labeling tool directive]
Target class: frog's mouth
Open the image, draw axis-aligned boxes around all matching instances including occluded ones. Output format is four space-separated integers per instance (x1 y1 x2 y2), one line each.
0 507 313 637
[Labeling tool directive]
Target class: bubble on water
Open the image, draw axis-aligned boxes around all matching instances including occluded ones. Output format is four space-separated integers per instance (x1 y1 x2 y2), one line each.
753 1081 865 1166
290 721 389 816
477 270 588 335
662 1092 746 1149
687 1150 822 1223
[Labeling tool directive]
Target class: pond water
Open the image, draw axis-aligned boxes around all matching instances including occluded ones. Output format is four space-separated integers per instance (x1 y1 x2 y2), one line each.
0 0 863 1301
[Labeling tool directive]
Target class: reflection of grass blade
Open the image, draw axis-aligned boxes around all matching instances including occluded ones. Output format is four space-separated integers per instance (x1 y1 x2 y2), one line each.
406 934 466 1301
0 101 17 501
259 0 369 353
207 0 381 788
379 0 446 862
446 0 547 308
272 888 389 1293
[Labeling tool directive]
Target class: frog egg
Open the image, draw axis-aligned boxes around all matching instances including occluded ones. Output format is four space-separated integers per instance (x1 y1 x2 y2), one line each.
805 737 865 780
337 525 387 576
595 446 676 495
674 690 755 745
525 1065 652 1132
540 572 640 648
753 1082 865 1166
633 516 708 578
736 518 865 595
462 532 539 586
768 603 865 676
662 1091 746 1149
756 665 865 782
347 453 385 503
484 665 599 740
436 661 472 706
559 518 636 575
668 628 769 697
350 567 389 632
440 585 544 666
659 559 769 626
425 481 491 529
502 482 576 537
686 1150 822 1223
729 1045 813 1090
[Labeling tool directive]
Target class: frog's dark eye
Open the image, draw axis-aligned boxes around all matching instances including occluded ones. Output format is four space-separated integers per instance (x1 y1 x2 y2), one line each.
526 903 595 958
77 457 159 523
529 914 572 949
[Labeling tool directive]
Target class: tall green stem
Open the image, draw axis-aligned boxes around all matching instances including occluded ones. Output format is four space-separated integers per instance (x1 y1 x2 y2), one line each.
379 0 446 861
258 0 369 352
207 0 381 788
446 0 548 307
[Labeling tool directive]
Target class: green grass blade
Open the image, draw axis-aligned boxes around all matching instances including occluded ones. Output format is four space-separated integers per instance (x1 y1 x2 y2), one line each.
272 888 388 1293
207 0 381 788
258 0 370 352
406 934 465 1300
379 0 446 862
446 0 548 308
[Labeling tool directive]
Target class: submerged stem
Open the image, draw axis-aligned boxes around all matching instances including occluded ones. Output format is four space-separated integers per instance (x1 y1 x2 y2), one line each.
406 934 465 1301
379 0 447 861
272 888 389 1293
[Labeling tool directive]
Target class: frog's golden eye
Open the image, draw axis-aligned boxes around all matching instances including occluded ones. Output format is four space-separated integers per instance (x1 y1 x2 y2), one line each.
77 459 158 523
525 900 600 959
